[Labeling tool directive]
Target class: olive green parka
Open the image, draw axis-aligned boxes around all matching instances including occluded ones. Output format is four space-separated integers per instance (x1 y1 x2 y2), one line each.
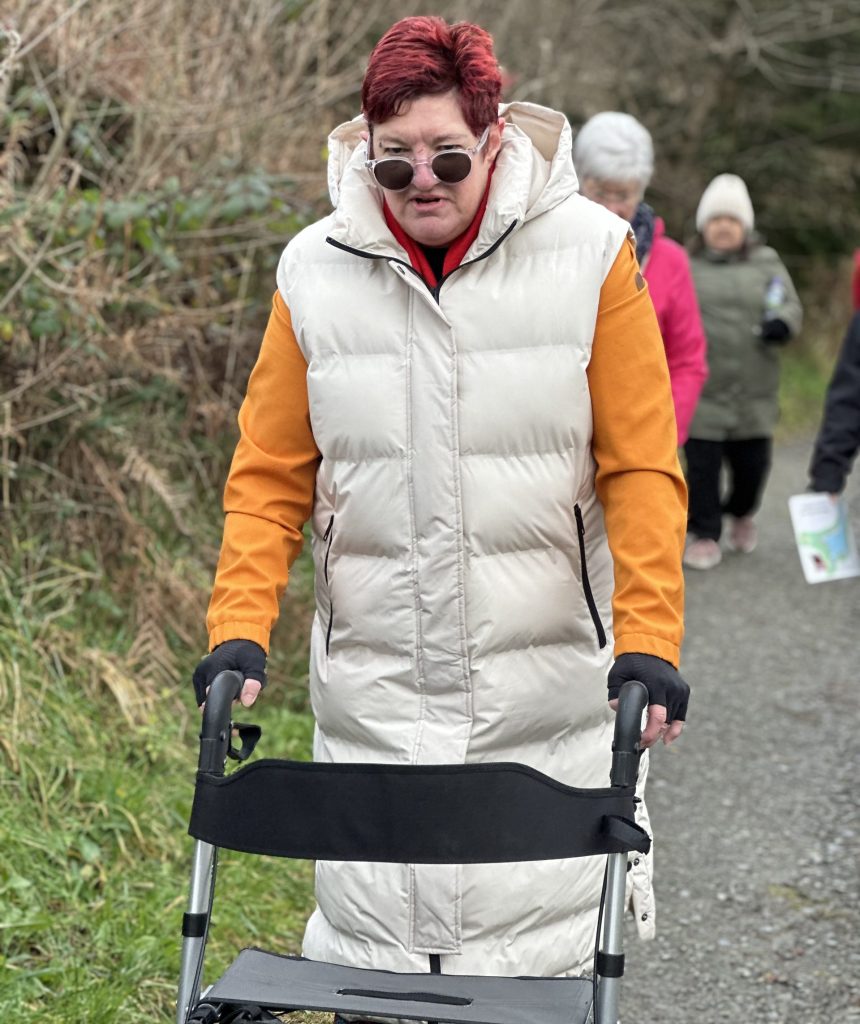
688 243 803 440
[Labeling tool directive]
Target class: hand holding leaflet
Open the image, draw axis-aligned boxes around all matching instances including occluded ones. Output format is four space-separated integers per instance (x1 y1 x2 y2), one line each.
788 492 860 584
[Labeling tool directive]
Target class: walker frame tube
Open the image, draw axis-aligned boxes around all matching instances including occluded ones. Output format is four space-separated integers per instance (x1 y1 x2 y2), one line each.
176 670 243 1024
595 679 648 1024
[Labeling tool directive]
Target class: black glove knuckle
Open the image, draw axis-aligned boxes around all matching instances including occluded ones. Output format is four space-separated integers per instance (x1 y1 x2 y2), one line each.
190 639 267 704
604 653 691 721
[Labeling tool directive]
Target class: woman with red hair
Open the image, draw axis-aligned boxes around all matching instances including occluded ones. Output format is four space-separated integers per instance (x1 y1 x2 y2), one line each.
195 16 689 984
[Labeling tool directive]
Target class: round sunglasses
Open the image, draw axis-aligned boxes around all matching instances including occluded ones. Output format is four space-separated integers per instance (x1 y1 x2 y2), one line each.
365 125 491 192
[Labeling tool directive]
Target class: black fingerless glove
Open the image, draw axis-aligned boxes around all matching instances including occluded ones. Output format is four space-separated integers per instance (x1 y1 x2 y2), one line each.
607 652 690 723
192 639 267 706
760 317 791 344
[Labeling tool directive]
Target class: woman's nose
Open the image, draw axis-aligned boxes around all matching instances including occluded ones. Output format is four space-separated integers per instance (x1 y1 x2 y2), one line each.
411 160 437 189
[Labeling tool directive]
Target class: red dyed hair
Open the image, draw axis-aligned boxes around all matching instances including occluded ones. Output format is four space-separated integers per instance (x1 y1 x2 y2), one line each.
362 16 502 135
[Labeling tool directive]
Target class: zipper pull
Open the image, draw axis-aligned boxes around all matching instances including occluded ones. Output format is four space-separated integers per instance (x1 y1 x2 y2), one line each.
574 503 585 537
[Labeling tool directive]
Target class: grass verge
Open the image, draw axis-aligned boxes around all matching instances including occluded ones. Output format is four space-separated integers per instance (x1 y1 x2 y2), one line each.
777 299 851 440
778 346 832 439
0 543 317 1022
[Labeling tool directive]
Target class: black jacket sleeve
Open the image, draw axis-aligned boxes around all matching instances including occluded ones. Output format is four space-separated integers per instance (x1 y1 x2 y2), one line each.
809 312 860 494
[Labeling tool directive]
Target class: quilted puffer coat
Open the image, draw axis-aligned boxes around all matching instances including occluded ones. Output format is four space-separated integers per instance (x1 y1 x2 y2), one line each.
273 103 653 978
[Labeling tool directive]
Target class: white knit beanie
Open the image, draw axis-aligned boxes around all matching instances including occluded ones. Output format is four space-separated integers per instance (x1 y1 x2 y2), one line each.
572 112 654 187
695 174 755 233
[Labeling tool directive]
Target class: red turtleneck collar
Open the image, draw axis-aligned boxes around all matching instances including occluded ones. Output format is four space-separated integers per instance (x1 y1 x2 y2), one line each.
382 166 495 288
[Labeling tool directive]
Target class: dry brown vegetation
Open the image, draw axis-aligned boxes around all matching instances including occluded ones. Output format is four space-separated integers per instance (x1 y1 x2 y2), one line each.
1 0 858 703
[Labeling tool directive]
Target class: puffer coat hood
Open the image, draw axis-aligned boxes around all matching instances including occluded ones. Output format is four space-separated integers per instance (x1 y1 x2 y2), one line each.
325 101 578 256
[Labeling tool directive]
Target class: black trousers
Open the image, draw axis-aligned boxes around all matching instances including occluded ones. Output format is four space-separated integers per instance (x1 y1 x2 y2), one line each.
684 437 773 541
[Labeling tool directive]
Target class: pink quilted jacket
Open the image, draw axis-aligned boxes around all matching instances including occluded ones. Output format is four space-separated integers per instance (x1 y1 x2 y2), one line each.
642 218 709 444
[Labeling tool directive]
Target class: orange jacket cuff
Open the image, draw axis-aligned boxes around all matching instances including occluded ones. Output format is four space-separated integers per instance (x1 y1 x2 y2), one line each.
613 633 680 669
208 621 272 654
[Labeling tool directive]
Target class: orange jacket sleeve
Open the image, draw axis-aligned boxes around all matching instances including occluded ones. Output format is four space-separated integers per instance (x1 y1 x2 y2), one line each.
587 235 687 666
206 291 320 652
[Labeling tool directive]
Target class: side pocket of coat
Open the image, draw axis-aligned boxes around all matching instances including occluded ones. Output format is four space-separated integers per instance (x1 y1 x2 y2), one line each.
323 514 334 656
574 503 607 649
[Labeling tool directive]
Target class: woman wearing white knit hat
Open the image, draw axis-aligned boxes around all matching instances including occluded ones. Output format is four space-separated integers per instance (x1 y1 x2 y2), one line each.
573 112 708 445
683 174 804 570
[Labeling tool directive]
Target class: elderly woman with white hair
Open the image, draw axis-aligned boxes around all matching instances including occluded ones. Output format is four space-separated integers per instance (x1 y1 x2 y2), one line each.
573 112 708 445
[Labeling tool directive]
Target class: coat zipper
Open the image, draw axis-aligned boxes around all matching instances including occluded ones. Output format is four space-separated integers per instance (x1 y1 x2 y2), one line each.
323 514 334 656
326 220 518 304
574 503 607 649
429 220 518 301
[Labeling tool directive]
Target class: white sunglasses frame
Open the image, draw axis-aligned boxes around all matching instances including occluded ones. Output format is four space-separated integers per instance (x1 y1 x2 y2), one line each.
365 125 492 191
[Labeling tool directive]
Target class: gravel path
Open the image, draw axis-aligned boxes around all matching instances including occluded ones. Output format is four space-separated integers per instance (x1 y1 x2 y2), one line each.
623 437 860 1024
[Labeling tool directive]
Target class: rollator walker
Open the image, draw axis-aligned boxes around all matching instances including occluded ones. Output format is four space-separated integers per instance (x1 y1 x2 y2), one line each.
177 672 651 1024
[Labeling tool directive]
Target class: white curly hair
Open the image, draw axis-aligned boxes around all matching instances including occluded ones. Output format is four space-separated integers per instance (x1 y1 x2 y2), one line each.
572 111 654 187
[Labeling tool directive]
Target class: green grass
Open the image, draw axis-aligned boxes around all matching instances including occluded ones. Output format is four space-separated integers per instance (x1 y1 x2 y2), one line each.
778 346 831 438
0 543 319 1022
777 316 846 438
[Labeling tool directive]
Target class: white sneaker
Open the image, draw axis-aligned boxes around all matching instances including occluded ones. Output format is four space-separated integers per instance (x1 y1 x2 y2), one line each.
683 536 722 570
726 516 757 554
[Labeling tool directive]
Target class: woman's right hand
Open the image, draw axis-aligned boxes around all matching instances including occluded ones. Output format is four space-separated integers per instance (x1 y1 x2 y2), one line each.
192 639 267 708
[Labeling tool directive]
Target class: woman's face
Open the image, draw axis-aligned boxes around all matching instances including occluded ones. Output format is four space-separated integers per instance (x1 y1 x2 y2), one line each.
702 215 746 253
369 90 502 247
580 177 643 223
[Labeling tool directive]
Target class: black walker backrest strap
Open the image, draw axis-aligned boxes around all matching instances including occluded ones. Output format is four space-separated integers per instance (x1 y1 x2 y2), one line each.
188 759 650 863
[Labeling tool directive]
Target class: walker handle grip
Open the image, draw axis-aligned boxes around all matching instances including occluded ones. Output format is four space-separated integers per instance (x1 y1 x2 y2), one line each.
198 669 243 776
610 680 648 788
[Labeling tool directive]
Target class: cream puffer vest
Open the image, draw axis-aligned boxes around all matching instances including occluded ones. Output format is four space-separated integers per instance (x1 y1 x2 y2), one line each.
277 103 653 979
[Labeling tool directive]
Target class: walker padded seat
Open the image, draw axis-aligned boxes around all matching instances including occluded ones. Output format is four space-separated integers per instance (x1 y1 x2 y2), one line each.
205 948 596 1024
